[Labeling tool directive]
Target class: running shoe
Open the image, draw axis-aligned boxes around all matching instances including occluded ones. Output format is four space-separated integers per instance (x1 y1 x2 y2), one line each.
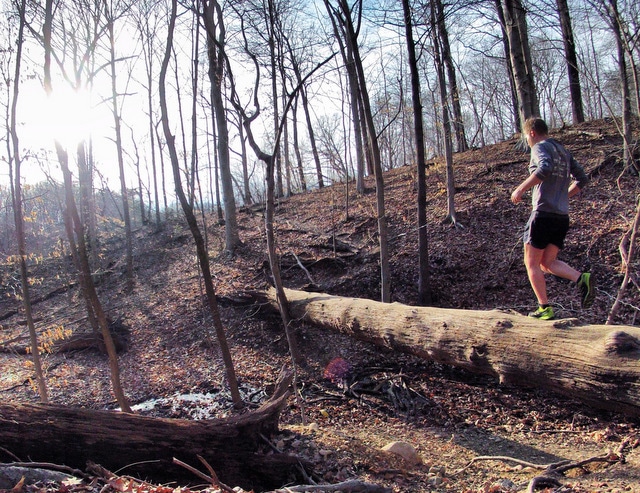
528 306 555 320
577 272 595 309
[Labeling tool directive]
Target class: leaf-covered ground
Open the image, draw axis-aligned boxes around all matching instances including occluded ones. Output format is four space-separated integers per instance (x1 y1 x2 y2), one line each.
1 118 640 492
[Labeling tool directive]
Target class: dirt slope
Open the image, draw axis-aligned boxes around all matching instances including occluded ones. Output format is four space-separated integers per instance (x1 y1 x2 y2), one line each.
1 118 639 492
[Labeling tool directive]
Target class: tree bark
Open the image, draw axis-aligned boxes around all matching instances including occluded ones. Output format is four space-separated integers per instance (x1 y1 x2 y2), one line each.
430 0 459 227
604 0 635 171
434 0 468 152
0 371 299 491
9 0 48 402
106 6 134 291
202 0 241 253
556 0 585 124
291 95 307 192
497 0 539 129
254 287 640 417
401 0 431 305
494 0 521 133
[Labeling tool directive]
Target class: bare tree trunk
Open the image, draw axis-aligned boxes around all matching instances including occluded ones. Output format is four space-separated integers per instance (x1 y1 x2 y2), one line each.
224 17 341 367
153 121 170 213
148 62 162 227
630 54 640 116
605 0 635 171
190 4 201 214
328 0 391 302
402 0 431 306
291 95 307 192
265 0 284 198
202 0 241 252
105 3 134 290
159 0 241 406
134 1 163 228
8 0 48 402
77 142 98 265
130 129 147 225
238 122 253 205
431 0 459 227
209 116 224 222
346 57 366 193
289 53 320 190
494 0 521 133
556 0 585 124
281 94 292 196
301 89 324 189
326 11 364 193
231 108 302 364
497 0 539 129
434 0 468 152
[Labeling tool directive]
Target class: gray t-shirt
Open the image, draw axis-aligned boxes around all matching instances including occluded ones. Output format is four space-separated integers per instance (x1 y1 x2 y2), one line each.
529 138 589 215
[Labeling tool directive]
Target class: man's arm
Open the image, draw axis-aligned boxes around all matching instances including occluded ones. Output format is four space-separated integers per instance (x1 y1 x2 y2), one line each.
511 174 542 204
568 181 583 198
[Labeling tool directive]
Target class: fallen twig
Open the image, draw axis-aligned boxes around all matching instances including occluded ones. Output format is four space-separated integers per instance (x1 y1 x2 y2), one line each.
291 251 316 285
172 457 235 493
453 455 549 475
547 452 619 475
455 451 621 492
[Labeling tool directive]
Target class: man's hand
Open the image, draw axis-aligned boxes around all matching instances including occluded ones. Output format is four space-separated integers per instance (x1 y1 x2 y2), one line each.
511 175 542 205
511 188 524 204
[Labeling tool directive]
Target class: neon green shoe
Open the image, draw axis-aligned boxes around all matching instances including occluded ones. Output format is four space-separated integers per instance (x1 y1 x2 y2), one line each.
577 272 595 309
528 306 555 320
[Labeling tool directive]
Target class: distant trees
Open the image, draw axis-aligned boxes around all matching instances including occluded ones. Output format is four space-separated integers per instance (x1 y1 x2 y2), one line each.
429 0 459 226
104 0 135 289
591 0 635 171
8 0 48 402
0 0 638 400
133 0 164 228
160 0 241 406
325 0 391 302
43 0 131 412
0 0 633 210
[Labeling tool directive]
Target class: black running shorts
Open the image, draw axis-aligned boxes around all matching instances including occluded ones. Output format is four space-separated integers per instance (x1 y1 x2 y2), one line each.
523 210 570 250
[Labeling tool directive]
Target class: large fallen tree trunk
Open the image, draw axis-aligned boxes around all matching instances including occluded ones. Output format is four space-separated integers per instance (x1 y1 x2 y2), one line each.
254 287 640 417
0 369 301 491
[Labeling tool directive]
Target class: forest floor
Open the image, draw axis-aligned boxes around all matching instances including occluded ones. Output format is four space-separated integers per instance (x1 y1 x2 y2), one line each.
1 118 640 492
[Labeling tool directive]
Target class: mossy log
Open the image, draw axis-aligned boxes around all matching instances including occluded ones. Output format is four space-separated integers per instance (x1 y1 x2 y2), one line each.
255 287 640 417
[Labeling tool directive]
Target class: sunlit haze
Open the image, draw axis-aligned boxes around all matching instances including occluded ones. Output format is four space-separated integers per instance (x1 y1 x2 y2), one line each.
13 79 114 185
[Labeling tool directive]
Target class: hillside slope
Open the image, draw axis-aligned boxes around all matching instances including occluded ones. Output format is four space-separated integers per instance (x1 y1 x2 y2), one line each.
1 118 639 492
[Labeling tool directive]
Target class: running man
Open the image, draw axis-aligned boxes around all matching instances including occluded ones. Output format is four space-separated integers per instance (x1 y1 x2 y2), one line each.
511 117 594 320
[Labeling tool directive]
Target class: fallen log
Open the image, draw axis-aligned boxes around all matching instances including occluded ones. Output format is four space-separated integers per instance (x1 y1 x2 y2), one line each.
0 369 302 491
254 287 640 417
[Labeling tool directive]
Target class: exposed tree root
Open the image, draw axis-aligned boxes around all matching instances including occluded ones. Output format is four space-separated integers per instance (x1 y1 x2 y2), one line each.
454 450 623 491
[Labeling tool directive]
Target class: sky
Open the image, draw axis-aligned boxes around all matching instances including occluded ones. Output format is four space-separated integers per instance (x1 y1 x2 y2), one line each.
8 62 154 191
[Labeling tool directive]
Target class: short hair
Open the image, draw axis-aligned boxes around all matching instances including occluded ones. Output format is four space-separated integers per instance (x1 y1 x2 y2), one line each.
523 117 548 135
